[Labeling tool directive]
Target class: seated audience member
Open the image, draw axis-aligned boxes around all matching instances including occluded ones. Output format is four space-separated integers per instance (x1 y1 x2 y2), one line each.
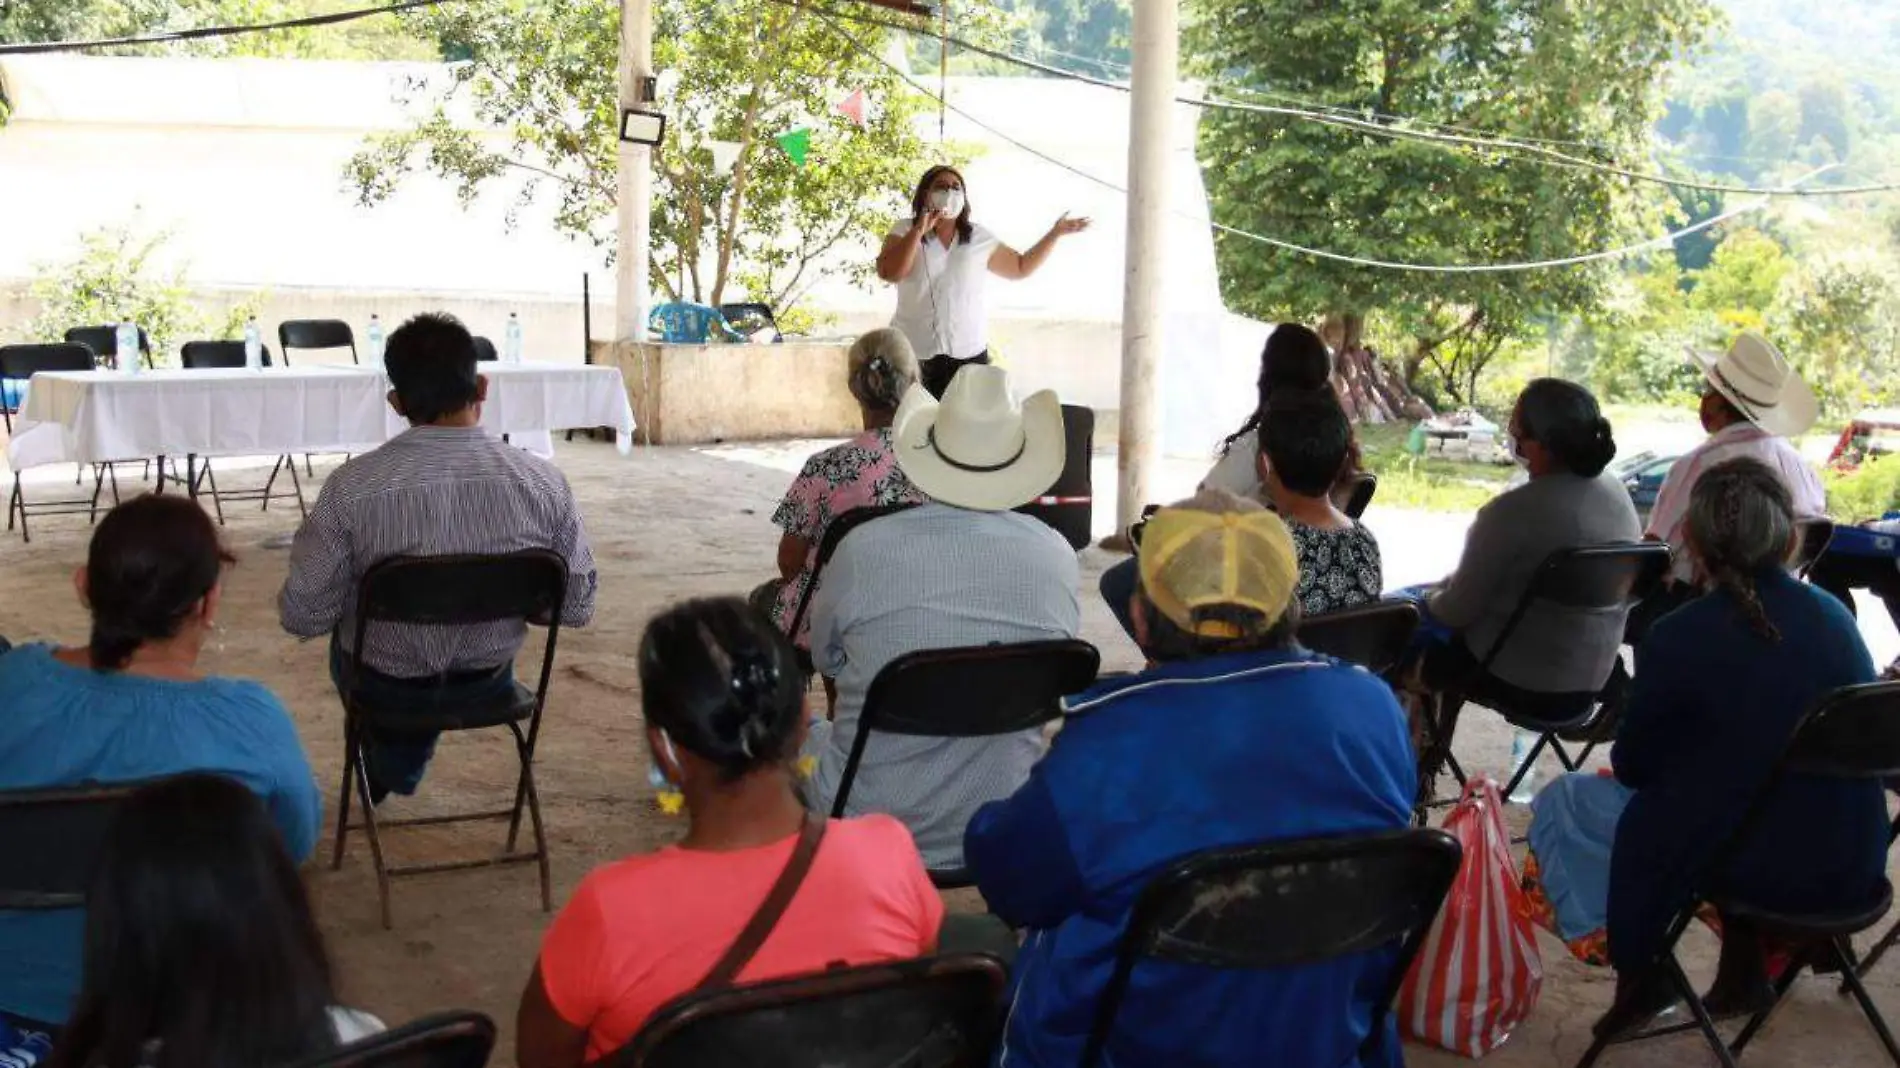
279 312 598 803
517 598 942 1067
1806 518 1900 659
47 776 381 1068
1523 458 1884 1035
805 365 1080 870
761 328 929 651
0 495 319 1033
1101 325 1367 640
1408 378 1639 709
1629 332 1825 637
967 491 1415 1068
1264 390 1382 616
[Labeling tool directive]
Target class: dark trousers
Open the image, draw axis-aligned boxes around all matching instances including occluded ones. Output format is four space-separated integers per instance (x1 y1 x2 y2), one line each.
1809 550 1900 631
328 638 517 798
1099 556 1140 644
920 351 990 398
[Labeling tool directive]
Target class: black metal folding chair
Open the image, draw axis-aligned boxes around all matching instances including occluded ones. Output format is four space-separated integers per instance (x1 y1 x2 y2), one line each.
169 340 306 523
1792 517 1834 579
283 1010 496 1068
605 954 1007 1068
0 780 150 910
1853 792 1900 981
63 324 153 371
1079 828 1462 1068
832 640 1100 888
279 319 360 367
1297 599 1419 676
1014 404 1094 550
330 550 568 928
1420 542 1673 807
783 502 922 671
1342 472 1378 519
472 336 498 362
1577 680 1900 1068
0 342 121 542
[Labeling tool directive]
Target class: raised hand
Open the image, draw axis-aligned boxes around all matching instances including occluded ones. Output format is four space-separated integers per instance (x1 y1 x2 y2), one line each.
1052 213 1092 237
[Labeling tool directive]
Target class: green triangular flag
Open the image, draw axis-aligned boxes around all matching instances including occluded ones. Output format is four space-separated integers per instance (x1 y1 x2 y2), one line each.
776 127 812 167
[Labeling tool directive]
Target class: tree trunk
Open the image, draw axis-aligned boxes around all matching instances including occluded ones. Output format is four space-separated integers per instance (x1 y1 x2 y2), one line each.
1321 310 1430 424
709 7 798 307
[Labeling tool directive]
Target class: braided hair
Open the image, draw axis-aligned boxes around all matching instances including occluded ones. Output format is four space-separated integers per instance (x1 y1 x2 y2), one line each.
1684 457 1796 642
637 597 805 783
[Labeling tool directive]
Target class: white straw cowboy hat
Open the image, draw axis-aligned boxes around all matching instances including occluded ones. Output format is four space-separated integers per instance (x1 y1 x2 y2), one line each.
893 364 1065 512
1687 332 1818 438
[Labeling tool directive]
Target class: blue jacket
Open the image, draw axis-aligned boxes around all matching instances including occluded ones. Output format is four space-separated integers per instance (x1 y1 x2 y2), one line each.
965 649 1416 1068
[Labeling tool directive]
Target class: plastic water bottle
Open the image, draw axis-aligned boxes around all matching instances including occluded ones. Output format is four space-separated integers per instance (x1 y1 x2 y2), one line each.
243 316 263 371
366 314 386 369
1508 730 1538 804
116 321 141 375
504 312 524 364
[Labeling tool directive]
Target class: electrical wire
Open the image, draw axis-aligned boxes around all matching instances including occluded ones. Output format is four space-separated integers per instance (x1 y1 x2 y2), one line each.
813 8 1817 275
782 0 1900 199
0 0 463 56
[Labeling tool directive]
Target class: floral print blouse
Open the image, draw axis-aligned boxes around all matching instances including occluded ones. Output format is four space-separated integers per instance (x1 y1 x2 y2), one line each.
770 428 928 647
1287 519 1383 618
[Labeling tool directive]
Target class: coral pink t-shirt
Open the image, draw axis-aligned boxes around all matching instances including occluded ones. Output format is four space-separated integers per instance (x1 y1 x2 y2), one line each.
537 815 944 1061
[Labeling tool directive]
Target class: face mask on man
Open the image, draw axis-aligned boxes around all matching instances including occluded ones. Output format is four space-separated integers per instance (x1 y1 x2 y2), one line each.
929 188 965 217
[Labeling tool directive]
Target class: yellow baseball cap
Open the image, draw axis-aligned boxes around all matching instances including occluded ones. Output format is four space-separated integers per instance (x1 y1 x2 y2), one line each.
1137 493 1299 640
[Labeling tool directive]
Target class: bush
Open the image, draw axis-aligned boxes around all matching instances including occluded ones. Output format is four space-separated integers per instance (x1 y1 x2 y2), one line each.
1825 454 1900 524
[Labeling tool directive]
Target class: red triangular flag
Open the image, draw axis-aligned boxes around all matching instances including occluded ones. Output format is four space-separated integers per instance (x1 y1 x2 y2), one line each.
835 88 867 127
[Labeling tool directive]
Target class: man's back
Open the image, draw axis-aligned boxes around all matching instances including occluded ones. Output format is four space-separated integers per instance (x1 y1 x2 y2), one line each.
806 502 1080 868
966 650 1416 1068
1648 422 1825 583
279 426 597 676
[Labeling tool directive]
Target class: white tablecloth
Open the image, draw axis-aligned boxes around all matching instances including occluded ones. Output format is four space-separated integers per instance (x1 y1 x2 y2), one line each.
8 363 636 468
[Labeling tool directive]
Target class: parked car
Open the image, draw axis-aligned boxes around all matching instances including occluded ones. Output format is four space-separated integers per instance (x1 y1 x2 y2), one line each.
1827 410 1900 472
1610 450 1678 521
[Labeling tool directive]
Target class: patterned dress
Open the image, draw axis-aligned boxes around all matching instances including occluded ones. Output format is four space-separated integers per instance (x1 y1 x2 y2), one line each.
770 428 928 648
1286 519 1383 618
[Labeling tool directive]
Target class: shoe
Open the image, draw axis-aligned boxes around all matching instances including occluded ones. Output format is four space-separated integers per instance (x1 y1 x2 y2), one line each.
1593 977 1680 1039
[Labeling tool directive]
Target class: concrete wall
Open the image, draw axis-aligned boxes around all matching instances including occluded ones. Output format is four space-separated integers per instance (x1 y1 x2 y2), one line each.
598 340 861 445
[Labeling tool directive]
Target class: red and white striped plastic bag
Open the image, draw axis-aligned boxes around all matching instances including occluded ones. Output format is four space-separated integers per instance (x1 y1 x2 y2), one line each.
1398 776 1544 1056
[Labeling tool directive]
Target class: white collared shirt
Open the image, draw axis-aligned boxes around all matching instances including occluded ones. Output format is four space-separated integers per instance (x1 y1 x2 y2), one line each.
1646 421 1828 583
888 219 999 361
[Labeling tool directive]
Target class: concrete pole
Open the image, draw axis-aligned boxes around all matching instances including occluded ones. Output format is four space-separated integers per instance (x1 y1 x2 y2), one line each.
1116 0 1177 532
615 0 653 344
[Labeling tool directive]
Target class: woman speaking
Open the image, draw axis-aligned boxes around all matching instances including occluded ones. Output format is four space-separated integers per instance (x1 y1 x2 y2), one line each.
876 165 1090 397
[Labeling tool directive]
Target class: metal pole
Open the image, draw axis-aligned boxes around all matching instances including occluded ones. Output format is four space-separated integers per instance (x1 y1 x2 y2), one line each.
616 0 653 345
1116 0 1176 531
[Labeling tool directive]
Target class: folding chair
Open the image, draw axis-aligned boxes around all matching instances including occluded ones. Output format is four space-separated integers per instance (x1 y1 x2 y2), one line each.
831 640 1100 888
1014 404 1094 550
1792 517 1834 578
1080 828 1462 1068
283 1010 496 1068
782 501 922 671
1342 472 1378 519
0 342 120 542
278 319 361 475
605 954 1007 1068
1577 680 1900 1068
472 336 498 362
330 550 568 928
1297 599 1419 675
1420 542 1673 807
63 324 152 371
0 779 150 910
58 328 154 486
169 341 305 523
1853 791 1900 980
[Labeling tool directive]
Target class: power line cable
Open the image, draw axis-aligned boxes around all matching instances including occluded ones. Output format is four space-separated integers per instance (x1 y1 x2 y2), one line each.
784 0 1900 199
812 8 1818 275
0 0 463 56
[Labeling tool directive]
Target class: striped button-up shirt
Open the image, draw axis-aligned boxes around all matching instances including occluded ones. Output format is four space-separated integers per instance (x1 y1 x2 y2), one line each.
278 425 598 678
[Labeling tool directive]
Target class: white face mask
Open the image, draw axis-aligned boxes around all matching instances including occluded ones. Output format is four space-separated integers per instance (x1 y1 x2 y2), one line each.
929 188 965 217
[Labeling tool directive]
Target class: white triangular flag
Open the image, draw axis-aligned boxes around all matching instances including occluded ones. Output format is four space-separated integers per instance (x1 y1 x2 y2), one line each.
709 140 743 176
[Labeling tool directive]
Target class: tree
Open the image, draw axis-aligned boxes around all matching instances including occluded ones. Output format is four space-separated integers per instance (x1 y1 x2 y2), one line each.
1187 0 1717 406
349 0 933 315
1744 90 1802 170
0 1 431 58
1771 259 1900 416
1688 228 1793 333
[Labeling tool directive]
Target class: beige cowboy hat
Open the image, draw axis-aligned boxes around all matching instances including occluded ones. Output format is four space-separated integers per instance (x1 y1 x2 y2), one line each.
1688 332 1818 439
892 363 1065 512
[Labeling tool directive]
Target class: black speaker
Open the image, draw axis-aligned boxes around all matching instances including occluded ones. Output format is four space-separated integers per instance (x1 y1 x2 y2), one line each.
1016 404 1094 550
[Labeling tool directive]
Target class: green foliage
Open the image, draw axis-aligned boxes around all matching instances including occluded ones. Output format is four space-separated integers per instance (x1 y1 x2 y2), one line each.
350 0 933 315
1187 0 1716 404
24 224 197 366
1688 228 1793 332
1356 422 1511 513
1769 258 1900 416
0 0 433 59
1824 455 1900 525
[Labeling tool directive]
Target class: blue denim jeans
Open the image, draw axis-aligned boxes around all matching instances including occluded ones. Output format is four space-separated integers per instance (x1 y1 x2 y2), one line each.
1100 556 1140 643
328 637 517 799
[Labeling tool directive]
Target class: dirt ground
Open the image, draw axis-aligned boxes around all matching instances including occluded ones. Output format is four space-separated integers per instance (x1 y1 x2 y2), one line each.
3 436 1897 1067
